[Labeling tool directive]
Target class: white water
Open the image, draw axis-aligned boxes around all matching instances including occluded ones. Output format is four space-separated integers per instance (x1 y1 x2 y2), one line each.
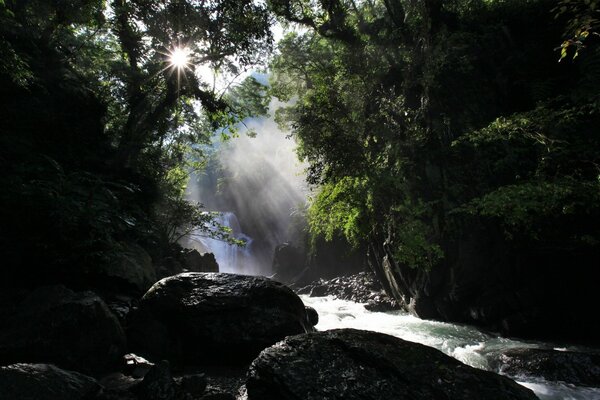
301 295 600 400
193 212 257 275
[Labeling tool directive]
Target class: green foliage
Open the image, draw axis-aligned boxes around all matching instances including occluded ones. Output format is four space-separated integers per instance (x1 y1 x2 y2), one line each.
308 177 373 246
554 0 600 61
0 0 272 282
271 0 600 271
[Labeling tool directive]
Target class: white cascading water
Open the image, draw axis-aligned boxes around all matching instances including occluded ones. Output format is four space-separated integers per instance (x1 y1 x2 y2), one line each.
302 296 600 400
194 212 256 275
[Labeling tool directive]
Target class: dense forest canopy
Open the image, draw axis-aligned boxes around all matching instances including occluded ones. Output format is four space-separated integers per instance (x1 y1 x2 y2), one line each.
0 0 273 286
268 0 600 271
1 0 599 302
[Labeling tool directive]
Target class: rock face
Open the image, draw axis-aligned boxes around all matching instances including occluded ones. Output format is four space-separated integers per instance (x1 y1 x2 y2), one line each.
367 226 600 343
243 329 538 400
101 243 157 294
497 348 600 387
0 363 101 400
0 285 126 374
128 273 311 365
181 249 219 273
135 360 176 400
271 242 306 283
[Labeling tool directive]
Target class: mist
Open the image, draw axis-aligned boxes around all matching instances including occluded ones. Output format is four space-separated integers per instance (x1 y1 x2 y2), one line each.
185 100 310 276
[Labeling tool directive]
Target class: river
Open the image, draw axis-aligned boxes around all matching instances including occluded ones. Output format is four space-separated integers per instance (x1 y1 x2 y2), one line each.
301 295 600 400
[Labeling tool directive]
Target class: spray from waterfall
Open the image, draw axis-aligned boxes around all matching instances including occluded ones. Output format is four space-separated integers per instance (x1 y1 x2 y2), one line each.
185 99 309 276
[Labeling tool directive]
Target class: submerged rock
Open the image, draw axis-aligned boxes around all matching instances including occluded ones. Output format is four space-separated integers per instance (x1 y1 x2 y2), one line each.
128 272 310 365
498 348 600 387
0 363 101 400
0 285 126 374
243 329 538 400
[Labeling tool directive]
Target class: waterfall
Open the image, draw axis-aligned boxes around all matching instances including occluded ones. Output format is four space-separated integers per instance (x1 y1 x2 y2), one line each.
185 99 310 277
194 212 257 275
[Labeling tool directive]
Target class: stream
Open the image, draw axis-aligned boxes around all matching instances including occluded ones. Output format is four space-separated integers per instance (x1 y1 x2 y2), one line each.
301 295 600 400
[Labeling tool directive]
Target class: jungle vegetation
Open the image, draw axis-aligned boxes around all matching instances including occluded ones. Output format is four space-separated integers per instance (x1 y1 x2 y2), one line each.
1 0 598 287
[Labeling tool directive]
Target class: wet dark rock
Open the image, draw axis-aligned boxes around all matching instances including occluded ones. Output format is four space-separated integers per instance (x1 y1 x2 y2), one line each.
271 242 306 284
200 389 236 400
305 306 319 326
128 272 310 365
243 329 538 400
0 363 101 400
105 294 137 325
94 243 157 294
177 373 208 397
135 360 176 400
98 372 140 392
497 348 600 387
181 249 219 273
123 353 154 379
298 272 401 312
0 285 126 374
200 391 235 400
308 284 328 297
364 296 401 312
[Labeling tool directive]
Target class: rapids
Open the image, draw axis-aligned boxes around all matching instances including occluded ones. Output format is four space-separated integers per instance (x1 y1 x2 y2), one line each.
301 296 600 400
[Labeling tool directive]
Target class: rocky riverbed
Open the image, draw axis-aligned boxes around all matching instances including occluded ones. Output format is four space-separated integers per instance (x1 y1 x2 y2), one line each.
0 269 549 400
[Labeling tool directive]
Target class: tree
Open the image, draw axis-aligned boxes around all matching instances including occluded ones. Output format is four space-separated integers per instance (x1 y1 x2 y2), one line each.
0 0 273 284
270 0 600 272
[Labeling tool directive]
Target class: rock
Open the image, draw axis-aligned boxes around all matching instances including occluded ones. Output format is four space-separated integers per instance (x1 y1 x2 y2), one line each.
308 284 328 297
364 297 401 312
305 306 319 326
0 285 126 374
271 243 305 284
0 363 101 400
201 391 235 400
181 249 219 273
128 273 310 365
105 294 136 325
123 353 154 379
299 272 401 312
135 360 176 400
96 243 157 294
178 373 208 396
243 329 538 400
497 348 600 387
98 372 140 392
156 256 185 280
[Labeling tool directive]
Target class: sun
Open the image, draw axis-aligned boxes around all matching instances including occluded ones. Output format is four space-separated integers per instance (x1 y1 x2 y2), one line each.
168 47 190 70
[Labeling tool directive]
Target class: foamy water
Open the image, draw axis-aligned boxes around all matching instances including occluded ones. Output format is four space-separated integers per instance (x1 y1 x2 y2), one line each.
301 295 600 400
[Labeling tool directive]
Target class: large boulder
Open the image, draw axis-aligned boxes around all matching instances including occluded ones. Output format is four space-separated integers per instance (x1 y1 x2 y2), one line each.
496 348 600 387
128 273 311 365
0 285 126 374
242 329 538 400
0 363 101 400
95 243 157 294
